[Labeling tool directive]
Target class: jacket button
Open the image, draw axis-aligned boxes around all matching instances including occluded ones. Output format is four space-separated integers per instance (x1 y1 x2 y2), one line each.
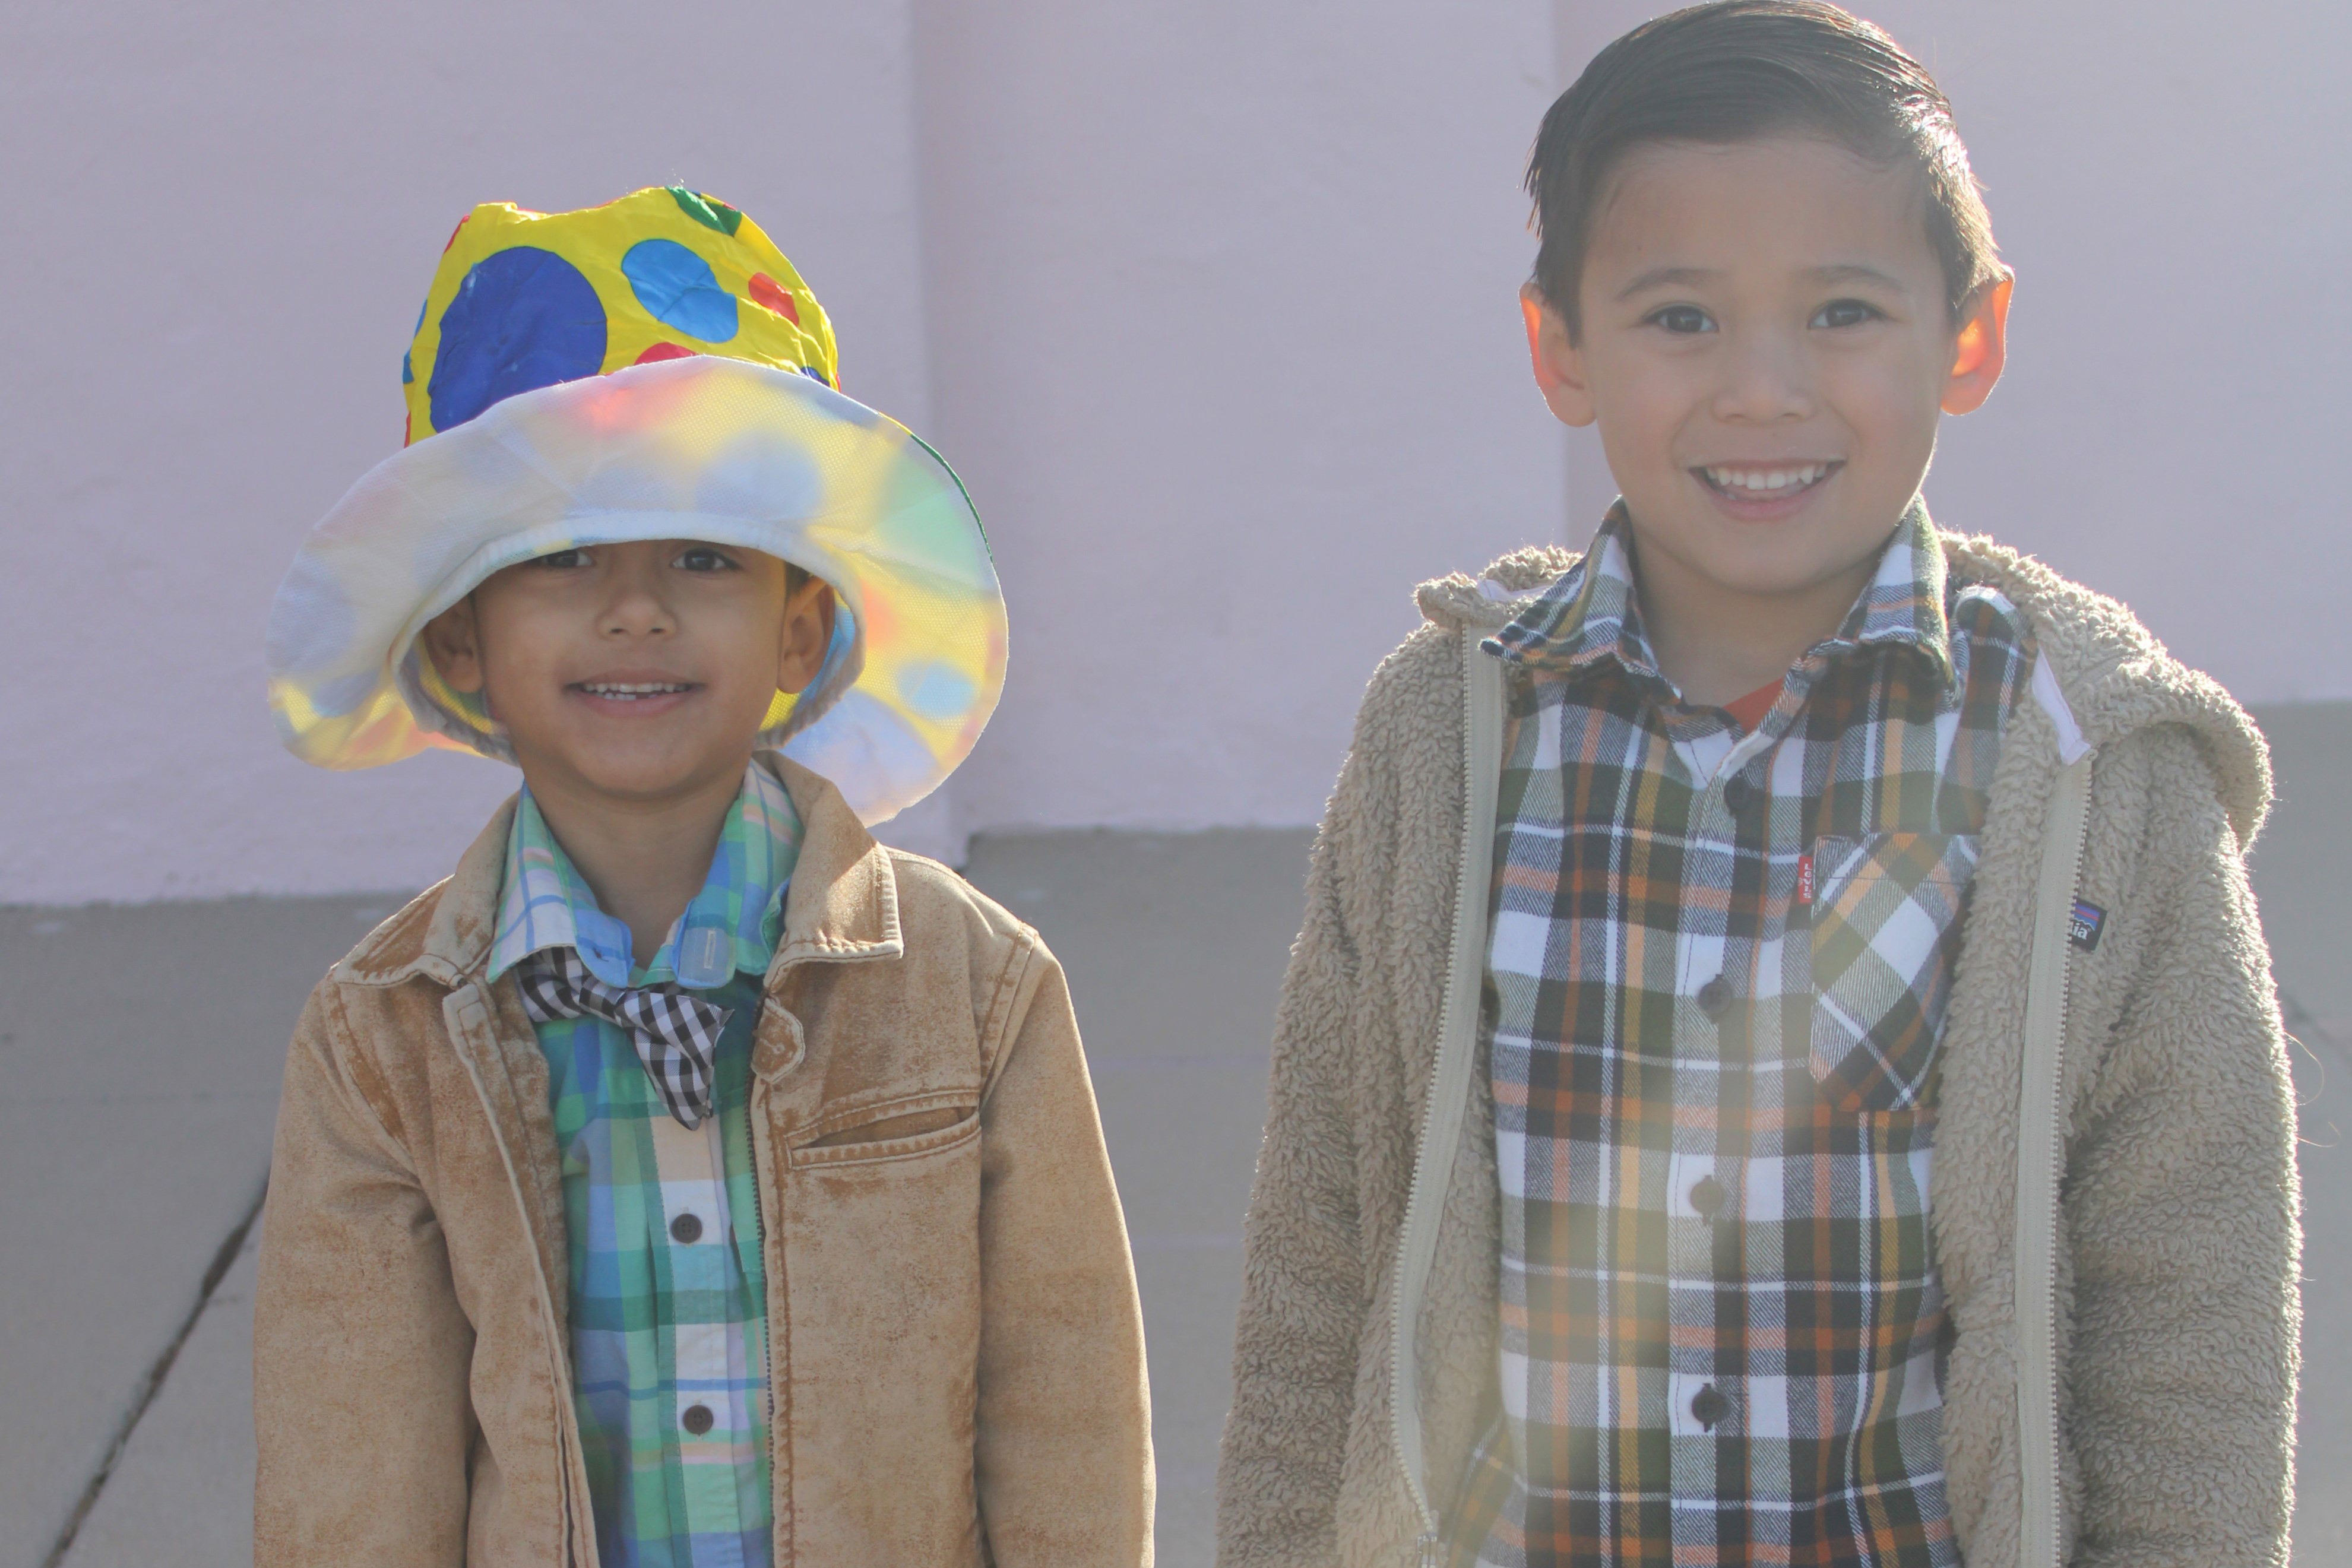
1724 776 1753 815
1696 975 1733 1018
1691 1384 1729 1430
669 1212 703 1244
1689 1175 1726 1219
682 1404 714 1436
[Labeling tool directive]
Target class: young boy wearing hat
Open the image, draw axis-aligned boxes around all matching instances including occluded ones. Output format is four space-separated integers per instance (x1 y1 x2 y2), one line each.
255 188 1152 1567
1217 5 2298 1566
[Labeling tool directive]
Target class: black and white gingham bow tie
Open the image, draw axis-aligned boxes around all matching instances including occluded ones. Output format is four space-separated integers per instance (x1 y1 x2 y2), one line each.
515 946 734 1129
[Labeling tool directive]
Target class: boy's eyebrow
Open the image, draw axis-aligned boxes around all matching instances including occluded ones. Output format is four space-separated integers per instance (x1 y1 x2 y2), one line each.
1804 262 1910 292
1613 262 1915 301
1615 265 1720 300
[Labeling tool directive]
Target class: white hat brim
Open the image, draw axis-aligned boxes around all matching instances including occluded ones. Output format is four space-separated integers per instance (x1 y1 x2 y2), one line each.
265 356 1007 826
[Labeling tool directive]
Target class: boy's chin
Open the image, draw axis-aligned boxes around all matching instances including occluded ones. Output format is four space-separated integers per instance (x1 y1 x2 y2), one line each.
519 740 754 806
1639 503 1898 601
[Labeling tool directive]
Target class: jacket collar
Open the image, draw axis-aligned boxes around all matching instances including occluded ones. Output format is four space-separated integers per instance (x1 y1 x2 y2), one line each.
339 753 902 988
762 755 905 974
1484 499 1954 695
1417 521 2273 851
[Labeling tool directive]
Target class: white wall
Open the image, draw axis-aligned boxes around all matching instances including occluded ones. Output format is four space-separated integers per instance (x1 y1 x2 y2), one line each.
910 0 1562 834
0 0 938 900
4 0 2347 902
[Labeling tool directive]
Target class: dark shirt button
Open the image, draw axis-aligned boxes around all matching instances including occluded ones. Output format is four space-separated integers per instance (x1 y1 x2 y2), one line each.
1689 1175 1726 1219
682 1404 715 1436
1696 975 1733 1018
669 1212 703 1245
1723 776 1753 815
1691 1384 1729 1430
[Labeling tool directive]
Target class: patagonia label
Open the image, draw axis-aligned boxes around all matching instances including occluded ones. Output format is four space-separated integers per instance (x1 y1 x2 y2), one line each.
2069 899 2106 952
1795 853 1815 907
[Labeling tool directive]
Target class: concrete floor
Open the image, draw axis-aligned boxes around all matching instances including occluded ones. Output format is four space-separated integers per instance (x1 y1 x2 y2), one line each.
8 707 2349 1566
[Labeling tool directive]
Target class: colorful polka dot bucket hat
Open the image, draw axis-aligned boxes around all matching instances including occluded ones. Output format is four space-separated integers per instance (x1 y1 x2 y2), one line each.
265 186 1007 826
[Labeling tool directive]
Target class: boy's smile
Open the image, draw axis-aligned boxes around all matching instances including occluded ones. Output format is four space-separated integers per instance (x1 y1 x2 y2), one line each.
1523 135 2009 704
1693 459 1841 520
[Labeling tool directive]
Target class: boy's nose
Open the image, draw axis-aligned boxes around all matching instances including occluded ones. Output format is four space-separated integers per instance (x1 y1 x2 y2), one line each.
599 557 678 636
1711 335 1816 423
601 591 675 636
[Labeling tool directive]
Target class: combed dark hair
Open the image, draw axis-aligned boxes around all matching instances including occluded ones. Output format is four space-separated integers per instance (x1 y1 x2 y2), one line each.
1527 0 2002 337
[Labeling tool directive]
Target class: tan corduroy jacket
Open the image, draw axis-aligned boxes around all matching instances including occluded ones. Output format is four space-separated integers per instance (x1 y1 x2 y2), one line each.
1217 538 2300 1568
255 758 1154 1567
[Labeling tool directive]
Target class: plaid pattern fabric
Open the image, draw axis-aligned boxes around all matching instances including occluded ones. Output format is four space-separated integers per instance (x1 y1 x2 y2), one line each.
1806 834 1979 1115
488 762 803 1568
515 947 734 1128
1453 501 2031 1568
491 761 801 991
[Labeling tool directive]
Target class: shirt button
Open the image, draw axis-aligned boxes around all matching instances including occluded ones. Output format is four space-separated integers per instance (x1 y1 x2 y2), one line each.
1724 775 1753 815
669 1212 703 1245
1689 1174 1726 1219
1691 1384 1729 1430
681 1404 715 1436
1696 975 1733 1018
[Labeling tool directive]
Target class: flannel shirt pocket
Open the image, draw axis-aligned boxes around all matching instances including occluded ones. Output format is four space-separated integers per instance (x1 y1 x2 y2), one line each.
1808 831 1977 1113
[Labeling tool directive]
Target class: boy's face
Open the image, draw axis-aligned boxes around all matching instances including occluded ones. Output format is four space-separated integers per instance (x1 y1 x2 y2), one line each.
1524 135 2009 615
419 540 835 809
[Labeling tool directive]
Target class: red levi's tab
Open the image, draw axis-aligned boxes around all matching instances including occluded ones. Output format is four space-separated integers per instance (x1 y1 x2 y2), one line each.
1796 853 1815 907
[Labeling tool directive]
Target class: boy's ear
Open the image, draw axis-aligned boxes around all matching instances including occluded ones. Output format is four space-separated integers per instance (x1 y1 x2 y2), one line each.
419 598 486 695
775 577 837 696
1941 274 2014 416
1521 283 1597 428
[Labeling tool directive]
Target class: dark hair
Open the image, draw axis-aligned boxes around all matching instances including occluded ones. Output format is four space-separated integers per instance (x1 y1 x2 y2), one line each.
1526 0 2002 337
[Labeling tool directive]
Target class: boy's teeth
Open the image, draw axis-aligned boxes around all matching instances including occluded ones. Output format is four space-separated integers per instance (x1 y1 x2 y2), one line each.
583 682 689 698
1706 464 1826 492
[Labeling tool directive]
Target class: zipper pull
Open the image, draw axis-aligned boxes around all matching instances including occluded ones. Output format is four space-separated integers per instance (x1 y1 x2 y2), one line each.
1419 1528 1441 1568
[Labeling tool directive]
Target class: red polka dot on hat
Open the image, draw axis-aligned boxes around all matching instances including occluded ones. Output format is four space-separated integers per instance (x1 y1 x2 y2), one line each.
747 273 800 324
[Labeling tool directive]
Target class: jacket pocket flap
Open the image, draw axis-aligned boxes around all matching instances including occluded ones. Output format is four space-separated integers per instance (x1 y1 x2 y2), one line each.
791 1091 980 1164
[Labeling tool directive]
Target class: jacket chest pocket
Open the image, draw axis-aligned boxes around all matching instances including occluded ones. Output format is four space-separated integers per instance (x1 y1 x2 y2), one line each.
789 1091 983 1167
1808 831 1977 1113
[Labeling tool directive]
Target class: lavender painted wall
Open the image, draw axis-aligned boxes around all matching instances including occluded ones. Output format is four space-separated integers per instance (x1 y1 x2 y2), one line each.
4 0 2345 902
0 0 942 899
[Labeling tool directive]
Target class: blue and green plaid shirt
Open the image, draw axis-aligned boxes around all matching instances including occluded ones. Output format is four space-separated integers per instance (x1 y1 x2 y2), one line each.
489 762 803 1568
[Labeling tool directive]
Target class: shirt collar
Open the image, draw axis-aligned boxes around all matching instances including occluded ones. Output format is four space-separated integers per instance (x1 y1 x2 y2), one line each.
487 759 805 989
1484 496 1954 691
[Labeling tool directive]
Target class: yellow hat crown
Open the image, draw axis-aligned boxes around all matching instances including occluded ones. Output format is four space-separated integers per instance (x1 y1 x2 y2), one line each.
401 185 838 444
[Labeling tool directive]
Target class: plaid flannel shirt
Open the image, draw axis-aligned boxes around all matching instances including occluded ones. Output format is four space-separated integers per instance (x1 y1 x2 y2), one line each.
1451 502 2033 1568
489 761 803 1568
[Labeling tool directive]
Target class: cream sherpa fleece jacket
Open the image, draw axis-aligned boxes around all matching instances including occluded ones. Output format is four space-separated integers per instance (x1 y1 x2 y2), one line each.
1216 537 2300 1568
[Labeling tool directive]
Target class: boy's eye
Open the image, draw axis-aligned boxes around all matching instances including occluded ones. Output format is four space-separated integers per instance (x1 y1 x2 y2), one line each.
673 546 739 572
1647 305 1715 335
534 548 591 569
1812 298 1882 330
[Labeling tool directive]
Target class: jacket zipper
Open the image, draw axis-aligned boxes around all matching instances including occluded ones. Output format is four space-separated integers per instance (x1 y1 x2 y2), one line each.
1392 968 1463 1566
1388 626 1505 1564
2016 749 2094 1568
755 1121 780 1555
2036 821 2081 1568
749 1002 790 1567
